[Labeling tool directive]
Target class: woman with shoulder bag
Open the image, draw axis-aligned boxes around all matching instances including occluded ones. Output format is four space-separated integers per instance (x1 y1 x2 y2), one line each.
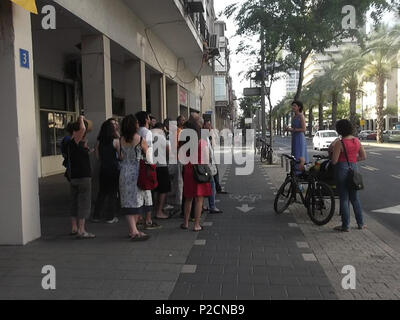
181 114 212 232
331 119 367 232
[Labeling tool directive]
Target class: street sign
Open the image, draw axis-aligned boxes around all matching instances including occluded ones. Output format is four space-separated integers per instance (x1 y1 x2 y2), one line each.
360 120 365 126
243 87 261 97
19 49 30 69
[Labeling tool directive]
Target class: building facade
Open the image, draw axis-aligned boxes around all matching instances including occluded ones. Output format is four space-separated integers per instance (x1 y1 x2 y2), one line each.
0 0 221 245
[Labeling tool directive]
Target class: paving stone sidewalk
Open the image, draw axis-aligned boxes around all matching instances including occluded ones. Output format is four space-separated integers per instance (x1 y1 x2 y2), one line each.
170 160 337 300
266 162 400 300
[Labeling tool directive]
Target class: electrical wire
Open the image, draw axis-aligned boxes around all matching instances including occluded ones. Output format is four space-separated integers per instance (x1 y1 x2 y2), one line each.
144 20 208 85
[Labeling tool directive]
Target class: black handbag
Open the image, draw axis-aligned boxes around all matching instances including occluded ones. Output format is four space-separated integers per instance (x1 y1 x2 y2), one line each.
193 164 213 183
341 140 364 191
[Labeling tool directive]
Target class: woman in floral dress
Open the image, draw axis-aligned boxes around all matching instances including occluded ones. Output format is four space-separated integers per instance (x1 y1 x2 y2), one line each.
119 115 153 241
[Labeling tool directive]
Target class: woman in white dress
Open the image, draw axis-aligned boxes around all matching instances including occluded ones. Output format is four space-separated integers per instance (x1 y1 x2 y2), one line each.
119 115 153 241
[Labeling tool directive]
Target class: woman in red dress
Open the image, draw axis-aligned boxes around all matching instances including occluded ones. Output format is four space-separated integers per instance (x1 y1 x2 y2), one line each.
181 114 212 231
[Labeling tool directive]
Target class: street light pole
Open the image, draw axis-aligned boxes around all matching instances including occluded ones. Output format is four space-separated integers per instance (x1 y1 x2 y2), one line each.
260 25 266 142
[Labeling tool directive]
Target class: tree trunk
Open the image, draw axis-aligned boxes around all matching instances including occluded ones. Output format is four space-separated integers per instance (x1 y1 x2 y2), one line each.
376 76 385 143
318 100 324 131
331 92 338 129
294 52 310 101
349 88 357 131
308 105 313 137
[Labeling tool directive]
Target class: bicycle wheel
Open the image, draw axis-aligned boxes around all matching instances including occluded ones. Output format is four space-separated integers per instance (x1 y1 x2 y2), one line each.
274 179 294 214
260 149 266 162
307 181 335 226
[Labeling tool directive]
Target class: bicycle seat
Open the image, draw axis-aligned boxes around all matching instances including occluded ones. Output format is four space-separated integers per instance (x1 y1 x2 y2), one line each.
313 154 329 160
282 154 298 162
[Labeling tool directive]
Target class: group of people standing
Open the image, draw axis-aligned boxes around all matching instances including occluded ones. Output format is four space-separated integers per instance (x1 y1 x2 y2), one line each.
286 100 367 232
62 112 226 241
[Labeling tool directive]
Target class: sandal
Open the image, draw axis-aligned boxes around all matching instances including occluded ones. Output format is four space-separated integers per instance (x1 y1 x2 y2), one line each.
145 221 162 230
193 226 204 232
76 232 96 239
180 223 188 230
130 233 150 241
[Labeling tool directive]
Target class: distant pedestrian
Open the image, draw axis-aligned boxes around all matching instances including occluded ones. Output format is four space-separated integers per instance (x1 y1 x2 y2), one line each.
67 116 95 239
152 123 171 219
285 100 308 173
203 120 222 214
119 115 152 241
331 119 367 232
135 111 160 230
150 115 157 129
92 119 121 224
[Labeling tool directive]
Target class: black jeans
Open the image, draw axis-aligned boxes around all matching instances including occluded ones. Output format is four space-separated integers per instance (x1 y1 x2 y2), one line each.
93 169 119 221
214 166 222 192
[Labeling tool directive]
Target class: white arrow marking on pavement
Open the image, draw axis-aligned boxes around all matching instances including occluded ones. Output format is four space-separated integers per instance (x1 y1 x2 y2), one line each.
372 205 400 215
361 165 379 171
236 204 255 213
391 175 400 180
369 152 382 156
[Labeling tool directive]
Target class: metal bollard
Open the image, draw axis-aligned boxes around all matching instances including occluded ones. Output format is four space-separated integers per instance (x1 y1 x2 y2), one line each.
281 155 284 168
285 159 289 172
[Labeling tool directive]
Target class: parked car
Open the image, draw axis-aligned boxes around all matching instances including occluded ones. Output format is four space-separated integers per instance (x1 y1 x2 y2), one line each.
359 130 373 140
366 131 377 140
313 130 339 151
383 130 400 142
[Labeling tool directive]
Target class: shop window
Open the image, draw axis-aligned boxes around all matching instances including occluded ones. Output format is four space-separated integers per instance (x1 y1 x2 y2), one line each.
39 77 77 157
39 77 75 112
40 111 75 157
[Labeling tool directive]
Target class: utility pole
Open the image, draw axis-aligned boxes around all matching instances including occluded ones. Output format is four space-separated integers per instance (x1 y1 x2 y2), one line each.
260 25 266 142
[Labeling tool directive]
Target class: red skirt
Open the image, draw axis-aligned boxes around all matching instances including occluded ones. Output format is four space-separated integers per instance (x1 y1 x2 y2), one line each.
183 163 212 198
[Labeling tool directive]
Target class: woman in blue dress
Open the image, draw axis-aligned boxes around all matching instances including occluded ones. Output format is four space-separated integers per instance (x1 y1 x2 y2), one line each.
286 100 309 173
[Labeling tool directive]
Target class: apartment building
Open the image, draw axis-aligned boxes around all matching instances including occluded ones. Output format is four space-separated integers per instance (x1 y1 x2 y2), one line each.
0 0 220 244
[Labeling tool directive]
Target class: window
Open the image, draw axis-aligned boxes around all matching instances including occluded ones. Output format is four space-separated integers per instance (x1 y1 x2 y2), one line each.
214 76 227 101
39 77 77 157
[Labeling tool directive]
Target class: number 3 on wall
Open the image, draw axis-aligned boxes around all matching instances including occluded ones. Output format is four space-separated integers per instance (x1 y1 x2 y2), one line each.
19 49 30 69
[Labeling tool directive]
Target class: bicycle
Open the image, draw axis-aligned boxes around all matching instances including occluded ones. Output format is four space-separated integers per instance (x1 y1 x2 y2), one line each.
260 138 273 163
274 154 335 226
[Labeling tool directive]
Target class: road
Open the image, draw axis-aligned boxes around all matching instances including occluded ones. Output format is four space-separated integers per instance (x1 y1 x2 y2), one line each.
272 136 400 236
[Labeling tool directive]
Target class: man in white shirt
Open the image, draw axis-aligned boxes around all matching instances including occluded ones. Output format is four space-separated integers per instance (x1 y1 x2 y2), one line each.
135 111 160 230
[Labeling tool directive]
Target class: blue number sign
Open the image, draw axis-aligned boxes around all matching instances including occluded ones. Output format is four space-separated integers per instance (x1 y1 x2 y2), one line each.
19 49 30 69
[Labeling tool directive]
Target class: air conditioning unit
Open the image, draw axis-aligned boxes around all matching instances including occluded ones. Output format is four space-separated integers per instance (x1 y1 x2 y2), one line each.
186 0 205 13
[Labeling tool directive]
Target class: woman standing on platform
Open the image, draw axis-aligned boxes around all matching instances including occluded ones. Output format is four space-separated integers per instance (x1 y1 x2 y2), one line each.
285 100 309 173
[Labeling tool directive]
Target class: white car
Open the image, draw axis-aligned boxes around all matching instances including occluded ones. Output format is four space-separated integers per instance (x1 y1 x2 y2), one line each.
313 130 339 151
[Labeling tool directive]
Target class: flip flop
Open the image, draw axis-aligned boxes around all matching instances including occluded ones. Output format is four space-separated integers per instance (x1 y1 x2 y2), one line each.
130 234 150 241
193 226 204 232
76 232 96 239
155 215 170 220
180 223 188 230
69 231 78 236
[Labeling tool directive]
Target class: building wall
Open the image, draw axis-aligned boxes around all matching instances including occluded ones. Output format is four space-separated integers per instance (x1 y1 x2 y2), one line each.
53 0 201 97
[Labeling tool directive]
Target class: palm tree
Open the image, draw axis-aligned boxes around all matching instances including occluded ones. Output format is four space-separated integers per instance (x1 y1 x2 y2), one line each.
336 47 365 129
361 26 399 143
320 63 343 129
301 86 317 137
307 78 327 131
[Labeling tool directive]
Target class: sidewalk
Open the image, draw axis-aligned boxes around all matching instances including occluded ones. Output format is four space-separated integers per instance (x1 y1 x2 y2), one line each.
1 158 399 300
266 163 400 300
170 161 337 300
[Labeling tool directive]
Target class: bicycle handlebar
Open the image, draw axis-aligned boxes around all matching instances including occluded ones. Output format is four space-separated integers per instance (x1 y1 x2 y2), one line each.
313 154 329 160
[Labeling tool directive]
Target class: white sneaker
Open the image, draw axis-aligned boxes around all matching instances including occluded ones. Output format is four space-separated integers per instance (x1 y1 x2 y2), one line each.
106 217 119 224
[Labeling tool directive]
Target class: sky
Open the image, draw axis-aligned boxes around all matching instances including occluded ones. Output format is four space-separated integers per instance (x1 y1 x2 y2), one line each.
213 0 399 108
213 0 287 105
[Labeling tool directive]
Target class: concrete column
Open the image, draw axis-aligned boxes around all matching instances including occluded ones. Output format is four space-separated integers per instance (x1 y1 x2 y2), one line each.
150 73 162 121
167 82 179 120
0 3 41 245
161 74 167 121
125 59 146 114
81 34 112 145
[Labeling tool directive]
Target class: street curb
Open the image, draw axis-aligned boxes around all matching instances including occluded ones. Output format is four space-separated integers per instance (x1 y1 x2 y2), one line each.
362 142 400 149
